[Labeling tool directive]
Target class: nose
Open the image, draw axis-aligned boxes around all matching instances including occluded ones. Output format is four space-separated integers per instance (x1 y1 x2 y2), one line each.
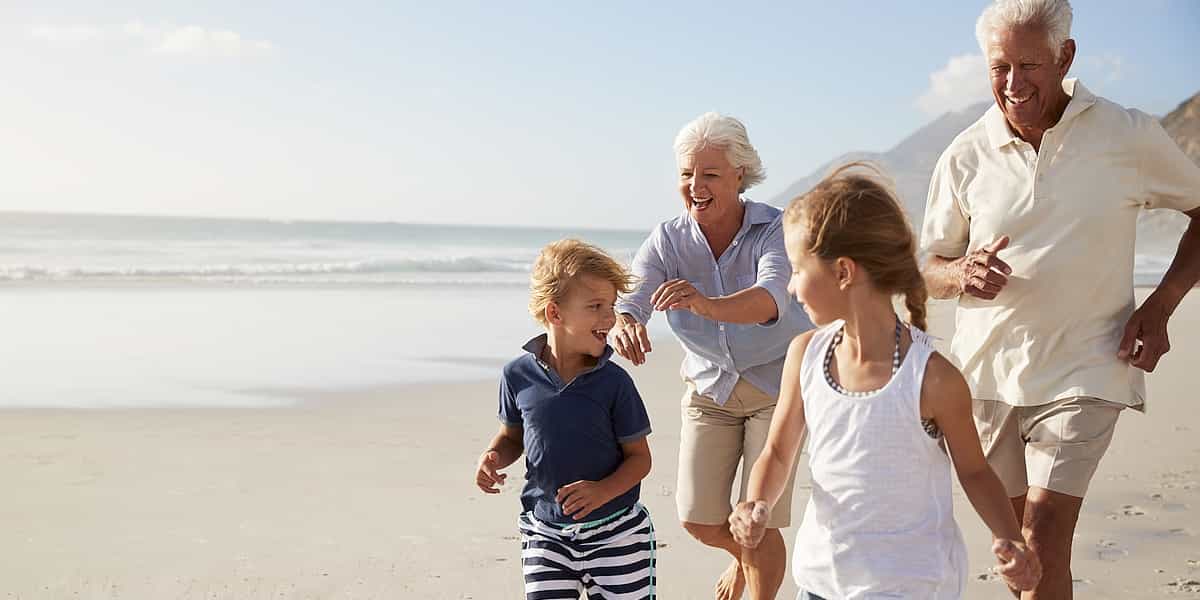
1006 68 1026 94
602 310 617 329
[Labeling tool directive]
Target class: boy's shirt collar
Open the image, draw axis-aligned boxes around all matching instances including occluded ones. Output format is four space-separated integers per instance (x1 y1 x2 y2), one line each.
521 333 614 380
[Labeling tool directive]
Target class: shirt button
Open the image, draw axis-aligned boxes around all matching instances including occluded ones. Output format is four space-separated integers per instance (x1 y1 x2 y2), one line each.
719 324 725 331
732 240 739 246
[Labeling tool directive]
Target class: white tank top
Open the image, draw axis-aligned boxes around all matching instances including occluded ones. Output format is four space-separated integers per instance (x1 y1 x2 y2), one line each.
793 321 968 599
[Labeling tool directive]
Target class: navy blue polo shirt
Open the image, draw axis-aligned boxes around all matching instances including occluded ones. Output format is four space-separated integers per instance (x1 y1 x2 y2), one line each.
498 334 652 524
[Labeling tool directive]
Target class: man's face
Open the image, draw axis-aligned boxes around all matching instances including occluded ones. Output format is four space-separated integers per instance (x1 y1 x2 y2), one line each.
986 25 1075 135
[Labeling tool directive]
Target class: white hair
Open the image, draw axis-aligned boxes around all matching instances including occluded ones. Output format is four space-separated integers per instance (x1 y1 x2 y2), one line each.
976 0 1073 61
673 112 766 193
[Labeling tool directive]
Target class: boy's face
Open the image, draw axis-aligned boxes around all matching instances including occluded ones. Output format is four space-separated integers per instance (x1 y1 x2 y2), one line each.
549 274 619 358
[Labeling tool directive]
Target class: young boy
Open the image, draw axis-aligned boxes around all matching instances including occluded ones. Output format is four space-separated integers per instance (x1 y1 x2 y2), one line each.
474 239 656 599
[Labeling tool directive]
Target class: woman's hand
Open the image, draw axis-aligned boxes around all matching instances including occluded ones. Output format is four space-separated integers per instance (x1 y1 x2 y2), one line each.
652 279 712 316
612 313 652 366
728 500 770 548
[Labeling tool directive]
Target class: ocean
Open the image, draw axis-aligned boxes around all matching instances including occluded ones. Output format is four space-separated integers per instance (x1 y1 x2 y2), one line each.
0 211 1172 408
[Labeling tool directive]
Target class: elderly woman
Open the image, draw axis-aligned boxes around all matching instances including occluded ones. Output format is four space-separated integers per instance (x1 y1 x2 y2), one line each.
613 112 813 600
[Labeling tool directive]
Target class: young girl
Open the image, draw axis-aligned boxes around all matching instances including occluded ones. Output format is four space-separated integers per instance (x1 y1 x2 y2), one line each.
727 165 1040 598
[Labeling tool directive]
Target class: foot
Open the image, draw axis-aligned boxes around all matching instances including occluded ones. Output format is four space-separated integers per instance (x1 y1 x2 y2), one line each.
715 559 746 600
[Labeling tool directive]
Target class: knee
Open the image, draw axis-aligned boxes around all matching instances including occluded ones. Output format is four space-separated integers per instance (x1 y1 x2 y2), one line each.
681 521 727 546
1023 502 1078 572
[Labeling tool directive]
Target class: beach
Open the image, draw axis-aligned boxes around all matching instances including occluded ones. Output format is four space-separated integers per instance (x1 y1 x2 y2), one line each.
2 289 1198 599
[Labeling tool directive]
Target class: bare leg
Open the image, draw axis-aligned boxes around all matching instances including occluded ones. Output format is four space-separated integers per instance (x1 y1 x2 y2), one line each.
997 488 1082 600
741 527 786 600
682 521 746 600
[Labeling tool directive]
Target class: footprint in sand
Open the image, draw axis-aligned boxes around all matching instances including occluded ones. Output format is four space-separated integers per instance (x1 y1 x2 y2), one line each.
1108 504 1147 519
1097 539 1129 561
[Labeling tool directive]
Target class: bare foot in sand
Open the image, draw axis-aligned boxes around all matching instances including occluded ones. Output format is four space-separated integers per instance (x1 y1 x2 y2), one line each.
716 559 745 600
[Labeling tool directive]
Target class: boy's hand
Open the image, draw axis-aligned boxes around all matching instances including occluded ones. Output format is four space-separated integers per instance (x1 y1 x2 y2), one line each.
556 480 613 520
993 538 1041 591
475 450 506 494
728 500 770 548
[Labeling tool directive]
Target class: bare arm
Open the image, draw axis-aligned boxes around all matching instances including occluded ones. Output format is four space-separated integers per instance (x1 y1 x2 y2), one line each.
669 285 778 324
924 354 1041 590
475 424 523 494
729 331 812 547
922 237 1012 300
1119 207 1200 371
557 437 651 521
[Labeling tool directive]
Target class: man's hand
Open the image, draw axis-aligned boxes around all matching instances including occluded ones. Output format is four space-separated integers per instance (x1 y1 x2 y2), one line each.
993 538 1042 591
612 313 652 366
1118 294 1173 372
475 450 507 494
957 236 1012 300
556 480 614 521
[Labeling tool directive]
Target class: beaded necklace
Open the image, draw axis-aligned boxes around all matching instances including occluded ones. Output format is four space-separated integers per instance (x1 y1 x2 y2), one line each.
823 316 902 397
822 316 943 439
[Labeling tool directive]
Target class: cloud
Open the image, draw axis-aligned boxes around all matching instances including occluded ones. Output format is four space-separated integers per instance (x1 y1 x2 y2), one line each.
916 53 991 116
1083 53 1123 85
27 22 276 58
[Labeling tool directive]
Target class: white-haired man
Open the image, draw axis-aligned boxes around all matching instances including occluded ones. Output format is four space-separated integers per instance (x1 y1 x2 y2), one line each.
921 0 1200 598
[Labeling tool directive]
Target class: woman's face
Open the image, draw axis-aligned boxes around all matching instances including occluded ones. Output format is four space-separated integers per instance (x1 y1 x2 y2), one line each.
677 146 743 229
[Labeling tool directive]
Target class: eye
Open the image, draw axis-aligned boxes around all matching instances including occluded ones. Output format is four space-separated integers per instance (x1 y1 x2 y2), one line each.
680 171 693 179
1021 62 1040 70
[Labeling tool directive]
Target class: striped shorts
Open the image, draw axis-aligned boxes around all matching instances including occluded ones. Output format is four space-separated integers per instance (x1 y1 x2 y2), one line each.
518 503 656 599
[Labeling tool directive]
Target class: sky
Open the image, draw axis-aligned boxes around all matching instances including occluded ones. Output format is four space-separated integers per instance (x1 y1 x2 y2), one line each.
2 1 1198 231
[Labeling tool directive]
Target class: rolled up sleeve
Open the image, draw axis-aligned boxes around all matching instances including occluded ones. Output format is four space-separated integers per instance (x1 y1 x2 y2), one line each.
615 227 666 325
753 217 792 328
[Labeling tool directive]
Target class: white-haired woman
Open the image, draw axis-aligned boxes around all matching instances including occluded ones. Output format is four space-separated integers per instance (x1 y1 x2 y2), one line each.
613 112 813 600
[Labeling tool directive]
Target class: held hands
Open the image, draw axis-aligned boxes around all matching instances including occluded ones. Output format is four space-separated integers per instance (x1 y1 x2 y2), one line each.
475 450 507 494
556 480 614 521
958 236 1012 300
728 500 770 548
612 313 653 366
992 538 1042 591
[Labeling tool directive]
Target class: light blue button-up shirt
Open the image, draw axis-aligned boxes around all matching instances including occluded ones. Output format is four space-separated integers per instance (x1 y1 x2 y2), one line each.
616 199 813 405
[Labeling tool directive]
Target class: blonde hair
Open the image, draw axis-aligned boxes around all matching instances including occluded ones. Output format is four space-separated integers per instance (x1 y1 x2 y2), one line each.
528 239 637 326
782 163 928 330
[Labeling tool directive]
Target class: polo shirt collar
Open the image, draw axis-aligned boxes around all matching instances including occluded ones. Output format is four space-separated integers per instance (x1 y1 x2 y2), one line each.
521 333 613 372
984 78 1097 149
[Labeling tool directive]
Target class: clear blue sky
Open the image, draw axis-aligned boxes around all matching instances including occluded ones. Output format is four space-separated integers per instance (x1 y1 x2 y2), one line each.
2 1 1197 230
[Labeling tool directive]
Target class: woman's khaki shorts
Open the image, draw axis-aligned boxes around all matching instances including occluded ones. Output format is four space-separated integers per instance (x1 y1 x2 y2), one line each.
973 396 1125 499
676 378 799 528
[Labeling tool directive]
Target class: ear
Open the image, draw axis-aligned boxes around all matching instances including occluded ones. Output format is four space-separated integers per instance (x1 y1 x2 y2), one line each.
835 257 856 290
1058 38 1076 75
545 301 563 325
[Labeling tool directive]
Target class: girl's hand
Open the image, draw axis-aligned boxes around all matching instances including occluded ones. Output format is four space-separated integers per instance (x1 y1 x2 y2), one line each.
474 450 506 494
993 538 1041 591
556 480 613 521
728 500 770 548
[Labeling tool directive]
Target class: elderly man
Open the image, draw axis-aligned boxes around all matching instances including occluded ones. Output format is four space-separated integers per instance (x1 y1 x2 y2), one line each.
921 0 1200 598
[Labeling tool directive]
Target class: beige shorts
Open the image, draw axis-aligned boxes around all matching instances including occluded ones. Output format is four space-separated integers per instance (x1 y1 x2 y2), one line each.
973 396 1124 499
676 378 799 529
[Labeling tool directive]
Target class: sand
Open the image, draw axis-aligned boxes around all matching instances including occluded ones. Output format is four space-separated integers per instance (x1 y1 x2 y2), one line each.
1 289 1198 599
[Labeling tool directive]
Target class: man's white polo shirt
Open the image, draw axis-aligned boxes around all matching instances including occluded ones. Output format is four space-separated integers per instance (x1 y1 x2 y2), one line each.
921 79 1200 408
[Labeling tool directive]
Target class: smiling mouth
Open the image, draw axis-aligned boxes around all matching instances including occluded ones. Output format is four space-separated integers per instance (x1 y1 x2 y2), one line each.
691 197 712 210
591 328 609 342
1006 93 1033 106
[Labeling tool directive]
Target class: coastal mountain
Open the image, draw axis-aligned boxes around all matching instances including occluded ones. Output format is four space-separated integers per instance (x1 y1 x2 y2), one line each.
769 91 1200 255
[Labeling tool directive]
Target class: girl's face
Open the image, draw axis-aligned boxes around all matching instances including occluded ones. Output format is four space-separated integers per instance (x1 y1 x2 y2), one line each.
784 225 846 327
